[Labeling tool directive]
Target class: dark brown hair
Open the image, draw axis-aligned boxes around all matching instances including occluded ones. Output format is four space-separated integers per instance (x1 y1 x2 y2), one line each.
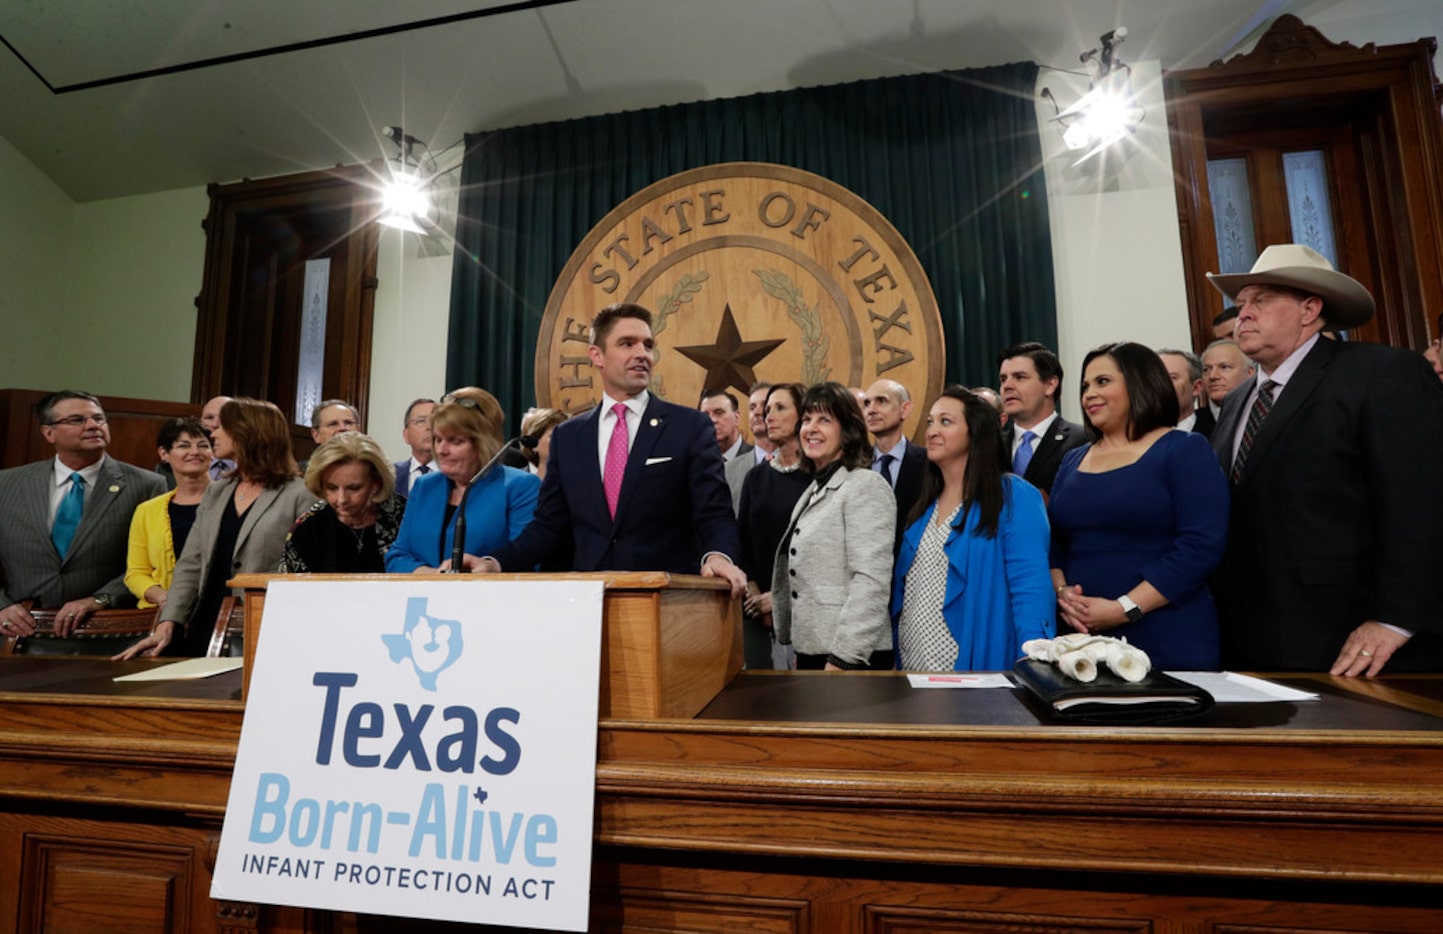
798 382 872 472
907 386 1009 538
221 398 299 487
589 303 653 348
1079 342 1179 442
763 382 807 444
157 416 208 451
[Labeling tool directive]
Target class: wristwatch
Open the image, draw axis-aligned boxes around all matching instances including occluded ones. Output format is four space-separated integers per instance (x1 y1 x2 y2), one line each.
92 593 112 610
1117 594 1143 623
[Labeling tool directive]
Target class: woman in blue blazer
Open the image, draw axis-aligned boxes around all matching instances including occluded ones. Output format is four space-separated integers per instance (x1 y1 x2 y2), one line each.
386 388 539 572
892 386 1055 671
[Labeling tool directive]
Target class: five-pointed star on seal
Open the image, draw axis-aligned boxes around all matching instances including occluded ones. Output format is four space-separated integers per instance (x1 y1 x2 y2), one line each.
675 304 784 397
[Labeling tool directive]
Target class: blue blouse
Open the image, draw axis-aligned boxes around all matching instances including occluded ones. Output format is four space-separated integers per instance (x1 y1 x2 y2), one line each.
891 474 1056 670
385 466 539 572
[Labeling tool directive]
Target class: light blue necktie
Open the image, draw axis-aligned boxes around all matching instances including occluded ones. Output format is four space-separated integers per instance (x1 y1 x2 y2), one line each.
1011 430 1037 476
51 472 85 559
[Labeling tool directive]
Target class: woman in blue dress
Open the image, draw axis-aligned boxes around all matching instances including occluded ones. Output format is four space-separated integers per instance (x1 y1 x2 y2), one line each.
1047 342 1229 669
892 386 1055 671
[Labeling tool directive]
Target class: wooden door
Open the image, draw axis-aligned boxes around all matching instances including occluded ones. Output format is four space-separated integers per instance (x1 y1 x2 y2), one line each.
1166 15 1443 352
191 166 380 434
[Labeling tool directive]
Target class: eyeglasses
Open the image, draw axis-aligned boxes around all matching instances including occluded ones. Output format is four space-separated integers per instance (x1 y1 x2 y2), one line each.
406 416 432 426
45 414 108 427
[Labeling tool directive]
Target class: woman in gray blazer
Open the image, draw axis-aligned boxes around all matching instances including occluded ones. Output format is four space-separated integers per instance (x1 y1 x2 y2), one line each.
772 383 896 670
117 398 316 658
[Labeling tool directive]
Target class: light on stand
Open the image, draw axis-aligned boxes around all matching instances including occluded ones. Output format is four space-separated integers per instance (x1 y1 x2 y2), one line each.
1041 27 1145 165
378 126 437 234
379 169 432 233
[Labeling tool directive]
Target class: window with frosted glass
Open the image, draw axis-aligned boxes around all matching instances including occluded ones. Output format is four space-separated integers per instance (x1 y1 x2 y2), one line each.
1282 150 1338 265
294 258 330 427
1206 158 1258 274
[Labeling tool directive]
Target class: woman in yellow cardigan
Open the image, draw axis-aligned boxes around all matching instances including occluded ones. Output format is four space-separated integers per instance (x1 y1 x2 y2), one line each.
126 417 212 608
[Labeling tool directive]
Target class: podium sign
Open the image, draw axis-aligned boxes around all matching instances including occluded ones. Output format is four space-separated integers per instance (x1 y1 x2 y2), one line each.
213 579 604 931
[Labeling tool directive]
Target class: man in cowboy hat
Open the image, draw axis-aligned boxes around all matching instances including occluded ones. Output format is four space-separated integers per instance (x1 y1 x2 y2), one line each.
1207 245 1443 676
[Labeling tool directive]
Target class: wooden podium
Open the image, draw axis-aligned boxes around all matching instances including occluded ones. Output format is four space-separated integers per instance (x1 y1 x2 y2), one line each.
228 571 743 719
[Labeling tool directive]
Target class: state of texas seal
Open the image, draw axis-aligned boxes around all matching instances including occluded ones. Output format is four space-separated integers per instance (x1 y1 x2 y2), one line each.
536 162 944 440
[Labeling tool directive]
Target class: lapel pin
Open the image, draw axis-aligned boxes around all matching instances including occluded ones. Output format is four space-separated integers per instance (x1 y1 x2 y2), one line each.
108 485 120 493
1053 434 1063 442
650 418 659 427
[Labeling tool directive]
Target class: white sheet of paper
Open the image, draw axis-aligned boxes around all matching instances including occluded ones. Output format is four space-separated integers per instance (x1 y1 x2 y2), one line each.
113 658 244 682
1169 671 1319 702
907 673 1013 689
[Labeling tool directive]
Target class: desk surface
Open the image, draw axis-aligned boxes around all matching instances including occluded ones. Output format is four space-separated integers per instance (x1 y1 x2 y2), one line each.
698 670 1443 732
4 658 1443 734
0 655 242 704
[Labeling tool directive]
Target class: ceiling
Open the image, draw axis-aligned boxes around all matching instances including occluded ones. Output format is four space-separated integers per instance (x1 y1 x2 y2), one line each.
0 0 1294 203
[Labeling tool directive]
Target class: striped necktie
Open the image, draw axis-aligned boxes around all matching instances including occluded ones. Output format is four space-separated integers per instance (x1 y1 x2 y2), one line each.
1230 379 1278 484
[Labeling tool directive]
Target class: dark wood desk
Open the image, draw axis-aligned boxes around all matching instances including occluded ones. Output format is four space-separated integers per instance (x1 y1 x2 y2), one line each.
4 663 1443 933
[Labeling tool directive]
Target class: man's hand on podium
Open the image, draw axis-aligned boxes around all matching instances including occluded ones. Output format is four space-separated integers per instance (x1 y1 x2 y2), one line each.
701 554 747 599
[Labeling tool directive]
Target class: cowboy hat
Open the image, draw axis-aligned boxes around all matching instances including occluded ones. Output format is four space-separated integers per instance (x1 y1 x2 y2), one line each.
1206 244 1374 329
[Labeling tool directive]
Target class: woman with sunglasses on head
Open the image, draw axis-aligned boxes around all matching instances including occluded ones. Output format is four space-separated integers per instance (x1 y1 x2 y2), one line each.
892 387 1054 671
117 398 317 658
385 387 540 573
771 382 896 671
125 417 213 611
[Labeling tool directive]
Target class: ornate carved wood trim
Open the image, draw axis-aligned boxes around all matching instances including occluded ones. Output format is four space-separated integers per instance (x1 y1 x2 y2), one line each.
1208 13 1376 70
1165 17 1443 351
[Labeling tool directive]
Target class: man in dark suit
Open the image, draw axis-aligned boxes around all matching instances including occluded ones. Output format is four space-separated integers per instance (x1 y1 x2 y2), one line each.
1207 244 1443 675
0 391 166 639
862 378 926 545
1158 348 1213 437
482 304 745 595
699 389 752 462
997 342 1086 495
393 398 436 498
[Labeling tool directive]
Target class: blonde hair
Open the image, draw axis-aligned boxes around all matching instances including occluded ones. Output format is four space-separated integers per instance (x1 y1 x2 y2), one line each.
304 432 395 502
518 407 567 467
432 386 506 466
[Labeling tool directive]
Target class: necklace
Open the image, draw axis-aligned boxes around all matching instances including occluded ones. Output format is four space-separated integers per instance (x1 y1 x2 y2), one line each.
769 457 801 474
344 522 373 553
234 481 261 509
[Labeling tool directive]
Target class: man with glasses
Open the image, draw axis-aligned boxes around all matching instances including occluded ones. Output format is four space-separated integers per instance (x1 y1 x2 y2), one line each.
394 398 436 498
0 390 166 640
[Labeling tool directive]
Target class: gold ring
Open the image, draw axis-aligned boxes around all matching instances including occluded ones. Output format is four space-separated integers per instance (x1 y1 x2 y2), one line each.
1359 650 1374 657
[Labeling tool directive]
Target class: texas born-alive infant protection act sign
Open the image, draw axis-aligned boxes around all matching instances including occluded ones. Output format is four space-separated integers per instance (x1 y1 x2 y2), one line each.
213 579 604 931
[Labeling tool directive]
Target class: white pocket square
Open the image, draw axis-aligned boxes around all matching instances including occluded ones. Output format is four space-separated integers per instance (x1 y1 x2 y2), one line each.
645 456 673 466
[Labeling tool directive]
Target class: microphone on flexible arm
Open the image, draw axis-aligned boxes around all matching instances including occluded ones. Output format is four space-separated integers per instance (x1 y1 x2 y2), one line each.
449 434 538 573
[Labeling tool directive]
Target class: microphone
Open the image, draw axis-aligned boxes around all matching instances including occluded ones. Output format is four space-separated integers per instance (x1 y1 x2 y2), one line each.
448 434 539 573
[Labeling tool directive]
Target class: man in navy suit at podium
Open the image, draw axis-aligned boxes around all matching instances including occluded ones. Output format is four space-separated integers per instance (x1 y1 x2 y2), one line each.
481 303 746 596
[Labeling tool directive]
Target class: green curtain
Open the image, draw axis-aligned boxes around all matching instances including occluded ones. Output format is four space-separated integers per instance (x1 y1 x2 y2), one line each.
448 62 1054 428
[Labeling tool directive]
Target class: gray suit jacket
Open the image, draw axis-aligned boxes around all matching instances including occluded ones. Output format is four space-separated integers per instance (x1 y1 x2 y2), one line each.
159 477 317 630
724 452 757 513
771 466 896 664
0 456 166 609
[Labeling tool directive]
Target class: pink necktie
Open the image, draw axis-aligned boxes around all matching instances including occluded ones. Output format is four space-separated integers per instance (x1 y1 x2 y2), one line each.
604 402 629 518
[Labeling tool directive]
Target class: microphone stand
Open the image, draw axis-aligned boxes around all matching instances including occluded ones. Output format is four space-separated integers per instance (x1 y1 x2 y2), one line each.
448 434 537 573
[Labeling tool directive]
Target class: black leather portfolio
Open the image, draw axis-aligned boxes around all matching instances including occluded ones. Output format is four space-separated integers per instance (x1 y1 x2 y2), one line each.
1012 658 1215 724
